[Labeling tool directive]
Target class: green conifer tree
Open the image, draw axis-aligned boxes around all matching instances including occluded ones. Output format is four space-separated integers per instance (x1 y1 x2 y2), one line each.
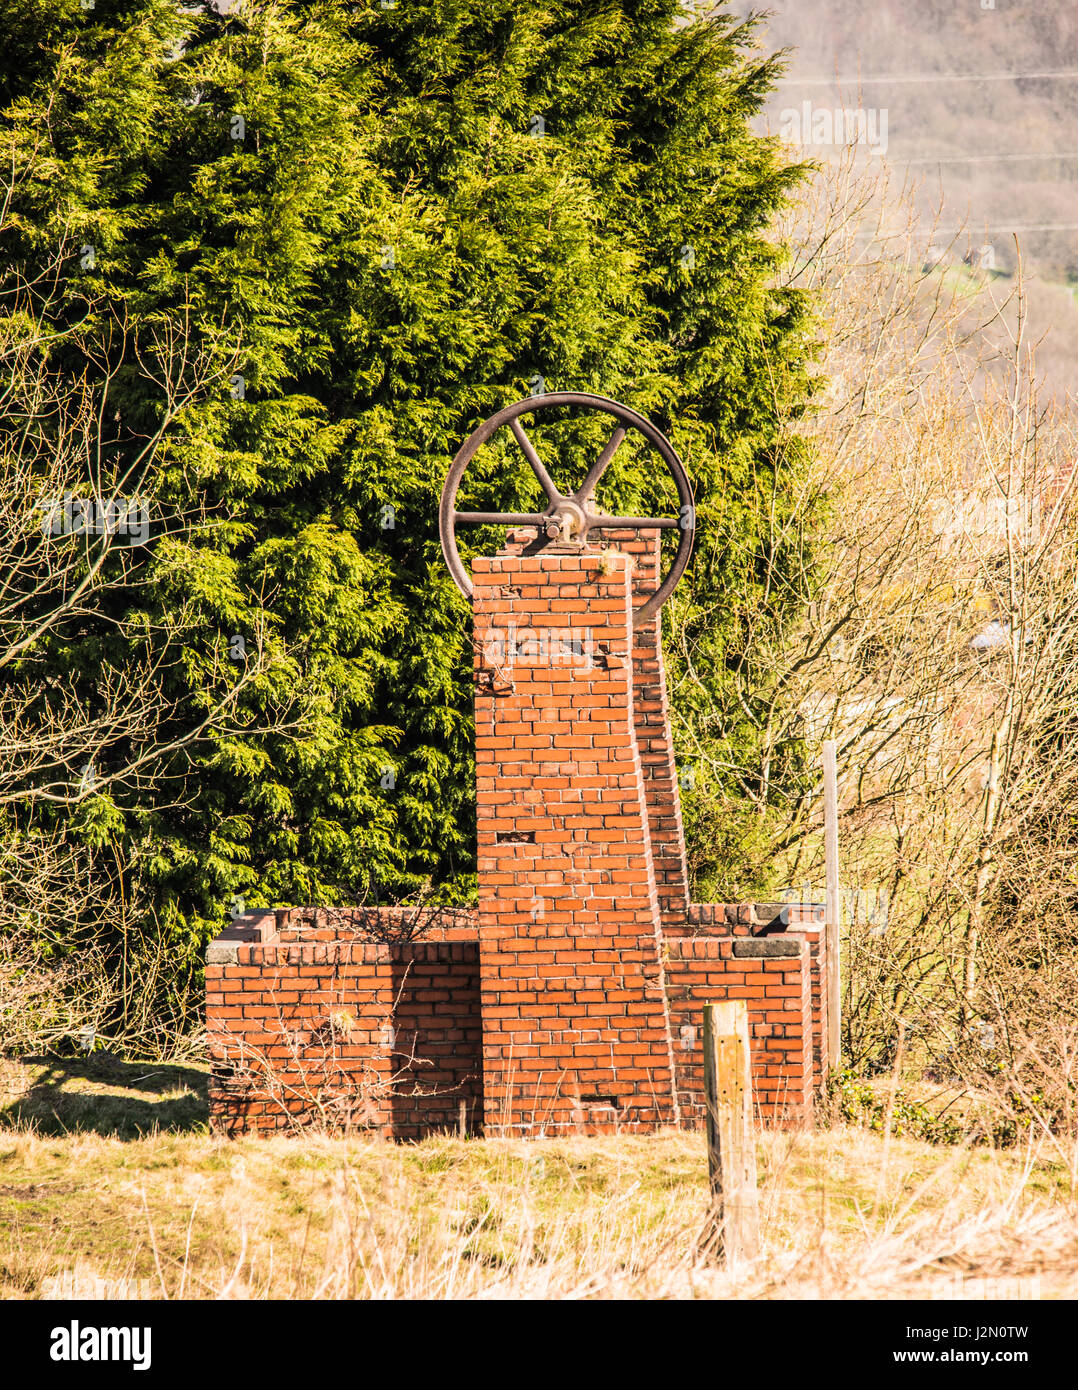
0 0 813 1028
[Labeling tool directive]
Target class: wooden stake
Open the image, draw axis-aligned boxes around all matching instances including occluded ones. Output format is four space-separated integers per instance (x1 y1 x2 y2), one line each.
823 739 841 1071
702 1000 759 1263
459 1097 467 1140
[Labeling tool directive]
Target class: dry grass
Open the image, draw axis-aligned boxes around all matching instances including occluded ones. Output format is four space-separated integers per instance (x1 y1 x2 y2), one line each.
0 1055 1074 1300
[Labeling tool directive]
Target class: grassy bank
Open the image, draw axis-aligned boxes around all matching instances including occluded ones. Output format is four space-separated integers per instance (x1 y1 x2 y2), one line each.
1 1056 1075 1299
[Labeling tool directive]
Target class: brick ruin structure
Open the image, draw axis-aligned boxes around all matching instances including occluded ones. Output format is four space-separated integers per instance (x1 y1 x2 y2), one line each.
207 397 830 1138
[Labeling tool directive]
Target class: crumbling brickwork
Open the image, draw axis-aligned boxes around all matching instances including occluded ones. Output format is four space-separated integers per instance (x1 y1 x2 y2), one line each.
207 542 828 1137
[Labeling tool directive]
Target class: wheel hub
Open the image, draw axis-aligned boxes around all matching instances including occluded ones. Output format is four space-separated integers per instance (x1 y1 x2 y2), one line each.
544 499 588 543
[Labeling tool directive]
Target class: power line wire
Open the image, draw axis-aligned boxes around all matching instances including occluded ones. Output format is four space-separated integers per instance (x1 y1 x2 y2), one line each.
899 152 1078 165
777 68 1078 87
854 224 1078 238
931 224 1078 234
805 149 1078 167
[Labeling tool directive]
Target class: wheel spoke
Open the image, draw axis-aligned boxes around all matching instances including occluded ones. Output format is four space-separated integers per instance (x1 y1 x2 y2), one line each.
440 392 695 628
589 515 682 529
454 511 549 527
509 418 559 501
575 426 626 504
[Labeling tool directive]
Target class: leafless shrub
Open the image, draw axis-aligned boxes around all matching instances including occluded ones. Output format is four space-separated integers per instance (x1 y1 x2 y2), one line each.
674 139 1078 1083
0 137 307 1055
209 961 474 1136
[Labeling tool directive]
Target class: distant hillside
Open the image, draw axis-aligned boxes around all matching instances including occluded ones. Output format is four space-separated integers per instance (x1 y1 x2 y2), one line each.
730 0 1078 284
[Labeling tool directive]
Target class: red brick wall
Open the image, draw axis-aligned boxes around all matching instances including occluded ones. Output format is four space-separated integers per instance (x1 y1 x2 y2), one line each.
786 920 828 1088
471 546 678 1135
665 935 813 1128
497 529 689 928
272 905 478 944
620 530 691 929
677 901 829 1093
207 917 482 1139
207 903 825 1136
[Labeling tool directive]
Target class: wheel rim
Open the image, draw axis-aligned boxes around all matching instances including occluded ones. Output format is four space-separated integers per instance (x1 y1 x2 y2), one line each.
439 392 695 628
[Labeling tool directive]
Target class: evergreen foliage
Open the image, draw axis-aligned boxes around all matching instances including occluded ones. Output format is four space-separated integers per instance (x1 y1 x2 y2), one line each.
0 0 813 1012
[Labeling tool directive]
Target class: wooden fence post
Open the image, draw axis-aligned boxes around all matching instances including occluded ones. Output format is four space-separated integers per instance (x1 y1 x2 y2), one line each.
823 739 842 1072
702 1000 759 1263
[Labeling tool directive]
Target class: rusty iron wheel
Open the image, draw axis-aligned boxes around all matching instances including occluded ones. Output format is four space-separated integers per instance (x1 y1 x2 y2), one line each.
439 392 695 628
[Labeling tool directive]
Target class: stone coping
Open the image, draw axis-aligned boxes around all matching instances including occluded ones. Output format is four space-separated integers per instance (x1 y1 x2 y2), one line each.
205 901 825 962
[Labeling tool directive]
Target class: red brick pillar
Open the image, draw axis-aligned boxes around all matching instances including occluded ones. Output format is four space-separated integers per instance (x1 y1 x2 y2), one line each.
623 531 690 929
472 546 679 1135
